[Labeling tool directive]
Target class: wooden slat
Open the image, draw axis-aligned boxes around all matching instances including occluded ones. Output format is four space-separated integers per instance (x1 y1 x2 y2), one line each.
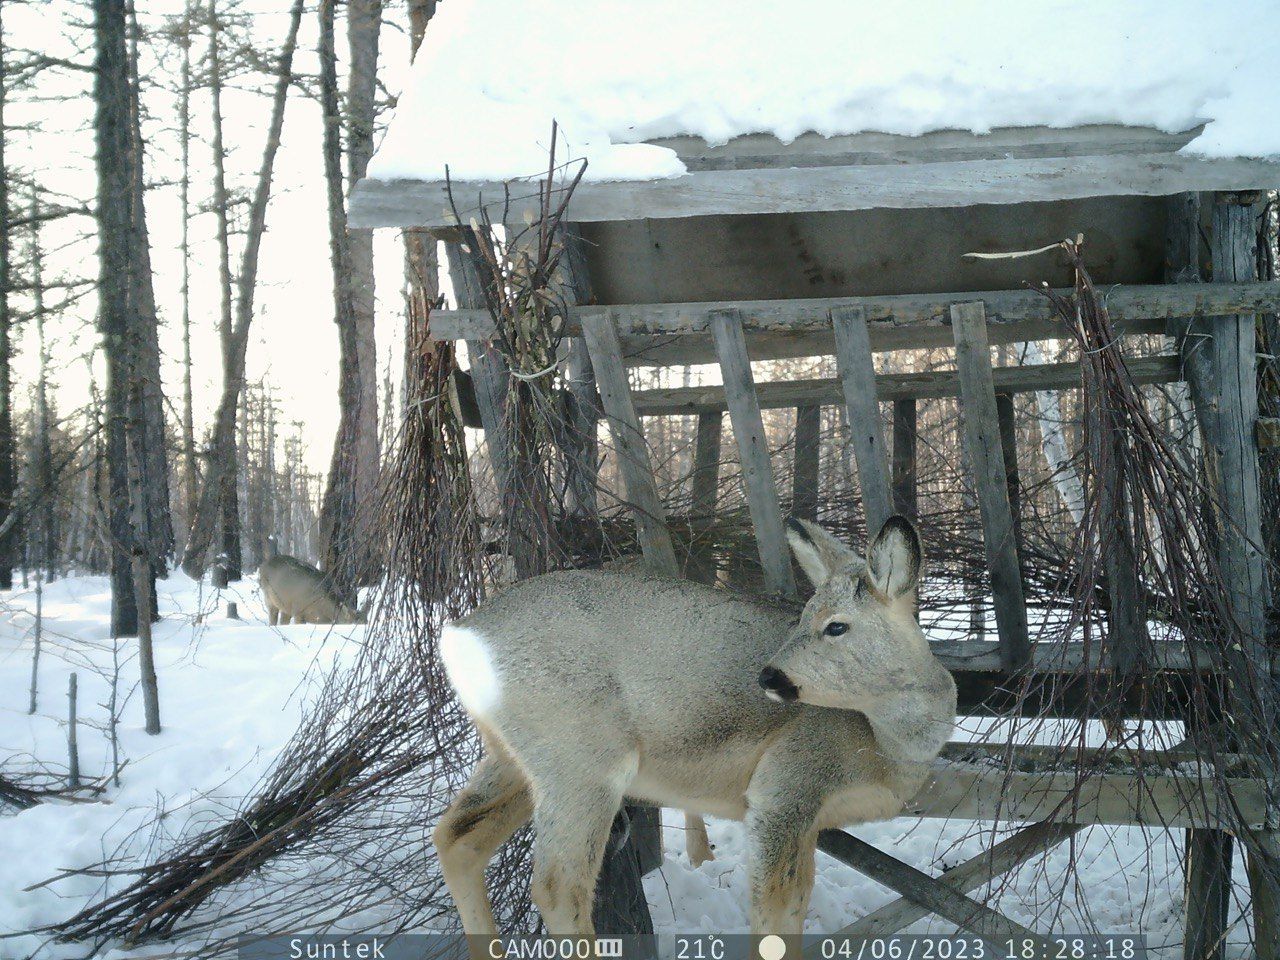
579 314 679 576
792 405 821 522
995 393 1023 548
928 636 1207 673
832 820 1083 941
832 306 894 534
951 301 1031 671
349 153 1280 229
1248 830 1280 960
816 830 1042 947
892 398 918 521
906 762 1269 830
686 412 723 586
710 308 797 597
428 281 1280 342
630 354 1182 416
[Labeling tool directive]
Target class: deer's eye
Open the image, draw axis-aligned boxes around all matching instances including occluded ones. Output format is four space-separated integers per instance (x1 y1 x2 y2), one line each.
824 621 849 637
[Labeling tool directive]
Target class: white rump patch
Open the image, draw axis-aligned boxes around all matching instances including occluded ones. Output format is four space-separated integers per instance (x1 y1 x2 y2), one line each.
440 623 501 716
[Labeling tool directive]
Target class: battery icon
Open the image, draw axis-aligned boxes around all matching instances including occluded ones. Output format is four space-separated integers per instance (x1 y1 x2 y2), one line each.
596 938 623 957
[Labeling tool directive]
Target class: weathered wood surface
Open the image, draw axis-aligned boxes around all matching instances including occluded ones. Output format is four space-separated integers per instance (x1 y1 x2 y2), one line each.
816 829 1042 947
1185 830 1233 960
906 761 1269 829
927 636 1210 674
580 314 680 576
891 398 917 520
710 308 797 597
1247 830 1280 960
349 153 1280 229
631 354 1181 416
832 820 1083 941
648 123 1201 173
832 306 894 534
428 280 1280 341
792 404 821 522
686 412 723 585
951 302 1032 672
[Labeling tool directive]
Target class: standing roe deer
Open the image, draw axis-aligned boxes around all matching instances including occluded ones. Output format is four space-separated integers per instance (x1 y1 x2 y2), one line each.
434 515 956 937
259 554 364 625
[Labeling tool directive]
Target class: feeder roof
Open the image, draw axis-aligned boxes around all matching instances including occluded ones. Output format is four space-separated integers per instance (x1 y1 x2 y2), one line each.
352 0 1280 229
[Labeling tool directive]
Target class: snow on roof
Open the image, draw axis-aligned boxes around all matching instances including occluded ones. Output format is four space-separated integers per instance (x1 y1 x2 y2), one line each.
368 0 1280 184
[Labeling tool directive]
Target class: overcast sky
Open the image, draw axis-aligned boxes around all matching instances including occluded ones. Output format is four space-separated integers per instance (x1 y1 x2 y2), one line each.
8 0 419 472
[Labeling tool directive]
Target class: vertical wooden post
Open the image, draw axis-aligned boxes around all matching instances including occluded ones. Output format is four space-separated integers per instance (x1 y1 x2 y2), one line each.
581 314 679 577
891 398 917 522
950 302 1031 672
557 225 601 520
710 308 796 598
1186 191 1277 960
831 305 894 536
67 672 80 788
792 404 821 523
995 393 1022 546
687 411 723 585
1247 830 1280 960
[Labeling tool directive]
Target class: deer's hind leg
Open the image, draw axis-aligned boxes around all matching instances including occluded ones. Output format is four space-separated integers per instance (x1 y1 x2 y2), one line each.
434 749 532 939
527 752 637 935
685 813 715 867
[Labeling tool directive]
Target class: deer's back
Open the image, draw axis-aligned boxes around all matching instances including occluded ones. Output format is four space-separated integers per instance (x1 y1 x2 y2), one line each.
446 569 799 752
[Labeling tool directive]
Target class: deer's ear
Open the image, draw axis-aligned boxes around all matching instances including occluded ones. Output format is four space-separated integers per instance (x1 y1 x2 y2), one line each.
866 515 922 600
786 518 858 586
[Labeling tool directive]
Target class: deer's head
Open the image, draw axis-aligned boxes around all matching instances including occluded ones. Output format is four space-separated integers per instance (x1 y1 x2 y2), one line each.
759 515 955 762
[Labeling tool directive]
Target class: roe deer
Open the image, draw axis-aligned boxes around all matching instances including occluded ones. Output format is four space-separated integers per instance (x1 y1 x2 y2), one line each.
435 515 956 937
259 554 363 625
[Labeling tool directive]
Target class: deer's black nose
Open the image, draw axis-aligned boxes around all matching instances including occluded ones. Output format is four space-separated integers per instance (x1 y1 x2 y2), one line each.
758 666 799 702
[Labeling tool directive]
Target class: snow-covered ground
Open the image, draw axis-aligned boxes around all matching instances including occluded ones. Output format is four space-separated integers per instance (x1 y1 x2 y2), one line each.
0 573 1259 958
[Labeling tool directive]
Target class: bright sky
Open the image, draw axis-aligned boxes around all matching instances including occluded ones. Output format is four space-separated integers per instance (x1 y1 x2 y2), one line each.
9 0 417 473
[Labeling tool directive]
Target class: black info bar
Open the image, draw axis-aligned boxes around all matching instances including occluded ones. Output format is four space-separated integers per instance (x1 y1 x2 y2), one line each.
237 934 1147 960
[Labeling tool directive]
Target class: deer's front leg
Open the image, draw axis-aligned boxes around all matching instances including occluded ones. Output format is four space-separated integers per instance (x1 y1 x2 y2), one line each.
745 805 818 937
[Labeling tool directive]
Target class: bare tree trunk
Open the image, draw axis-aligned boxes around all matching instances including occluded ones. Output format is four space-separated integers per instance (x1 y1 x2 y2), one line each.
125 2 174 573
347 0 382 560
0 1 15 590
94 0 139 637
29 186 56 579
207 0 241 581
317 0 365 604
179 0 197 529
180 0 305 579
1024 340 1085 525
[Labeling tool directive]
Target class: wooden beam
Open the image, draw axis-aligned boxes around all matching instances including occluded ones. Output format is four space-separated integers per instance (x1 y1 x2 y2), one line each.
906 762 1268 830
832 306 894 534
579 314 679 576
348 153 1280 229
427 281 1280 342
792 405 821 523
648 123 1202 173
892 398 918 521
951 301 1032 672
632 354 1182 416
816 830 1042 948
687 412 723 586
710 308 797 597
1247 830 1280 960
832 820 1083 940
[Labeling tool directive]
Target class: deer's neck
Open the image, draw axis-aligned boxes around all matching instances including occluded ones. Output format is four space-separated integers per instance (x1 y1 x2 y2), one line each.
864 673 957 766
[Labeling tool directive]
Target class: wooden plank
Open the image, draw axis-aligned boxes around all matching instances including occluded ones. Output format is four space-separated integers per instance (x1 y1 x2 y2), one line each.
792 405 821 523
686 412 723 586
816 830 1042 948
833 820 1083 940
348 153 1280 228
579 314 679 576
892 398 918 521
710 308 797 597
951 301 1031 671
649 123 1202 173
426 280 1280 341
927 636 1208 674
557 226 602 519
1185 831 1233 960
1247 830 1280 960
832 306 894 534
631 354 1183 416
905 762 1269 830
995 392 1022 548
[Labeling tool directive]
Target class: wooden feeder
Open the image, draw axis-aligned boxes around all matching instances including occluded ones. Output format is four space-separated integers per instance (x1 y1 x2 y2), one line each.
352 123 1280 955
